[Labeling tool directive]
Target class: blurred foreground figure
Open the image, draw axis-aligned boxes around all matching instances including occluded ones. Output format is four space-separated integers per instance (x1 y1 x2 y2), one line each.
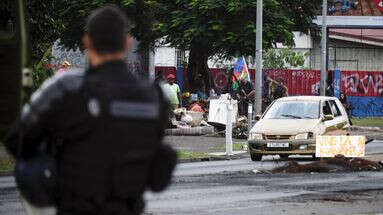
5 5 176 215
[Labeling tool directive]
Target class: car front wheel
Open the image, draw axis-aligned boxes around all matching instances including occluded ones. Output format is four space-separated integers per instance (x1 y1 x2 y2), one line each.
250 154 262 161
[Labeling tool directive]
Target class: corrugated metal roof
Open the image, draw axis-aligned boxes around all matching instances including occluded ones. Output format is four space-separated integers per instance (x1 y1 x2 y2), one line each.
329 28 383 43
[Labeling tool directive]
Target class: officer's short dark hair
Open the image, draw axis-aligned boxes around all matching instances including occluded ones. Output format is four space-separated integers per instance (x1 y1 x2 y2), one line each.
86 5 130 54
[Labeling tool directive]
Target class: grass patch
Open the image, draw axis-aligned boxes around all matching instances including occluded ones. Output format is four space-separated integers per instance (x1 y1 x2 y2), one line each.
0 158 14 173
209 142 246 152
177 150 214 160
352 118 383 127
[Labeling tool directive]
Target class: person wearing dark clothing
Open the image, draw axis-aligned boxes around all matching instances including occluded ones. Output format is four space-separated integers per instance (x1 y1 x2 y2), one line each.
155 70 165 84
339 93 353 125
237 79 255 116
339 93 350 111
273 81 288 100
263 76 274 112
5 5 176 215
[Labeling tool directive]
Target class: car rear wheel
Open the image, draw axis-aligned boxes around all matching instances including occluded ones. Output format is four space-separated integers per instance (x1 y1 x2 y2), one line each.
250 154 262 161
279 154 289 159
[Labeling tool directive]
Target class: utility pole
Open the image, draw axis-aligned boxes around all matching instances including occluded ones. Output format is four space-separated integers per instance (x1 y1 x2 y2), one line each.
254 0 263 115
320 0 327 96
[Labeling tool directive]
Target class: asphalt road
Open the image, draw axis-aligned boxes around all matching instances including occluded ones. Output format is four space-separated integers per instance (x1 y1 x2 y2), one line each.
1 141 383 215
145 171 383 215
144 140 383 215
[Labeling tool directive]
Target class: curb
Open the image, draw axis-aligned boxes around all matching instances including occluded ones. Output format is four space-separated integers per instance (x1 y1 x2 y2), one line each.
0 171 13 177
165 126 215 136
178 154 247 163
351 126 382 132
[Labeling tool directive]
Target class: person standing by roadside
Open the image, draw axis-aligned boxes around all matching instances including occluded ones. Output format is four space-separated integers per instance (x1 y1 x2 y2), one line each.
155 70 165 85
237 78 255 116
163 74 182 110
5 5 176 215
340 93 353 125
272 78 288 100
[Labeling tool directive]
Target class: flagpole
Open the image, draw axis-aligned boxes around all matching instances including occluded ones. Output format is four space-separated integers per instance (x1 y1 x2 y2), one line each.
242 56 249 80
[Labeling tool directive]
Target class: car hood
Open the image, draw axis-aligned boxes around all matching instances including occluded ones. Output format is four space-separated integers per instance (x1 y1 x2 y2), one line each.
250 119 320 135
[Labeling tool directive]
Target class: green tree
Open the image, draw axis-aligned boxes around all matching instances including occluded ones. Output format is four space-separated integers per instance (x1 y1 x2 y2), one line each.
1 0 60 96
1 0 63 64
263 48 309 69
3 0 320 92
152 0 320 91
55 0 320 92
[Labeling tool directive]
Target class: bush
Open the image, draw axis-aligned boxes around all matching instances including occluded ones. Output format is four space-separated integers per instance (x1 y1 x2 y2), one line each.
32 65 55 92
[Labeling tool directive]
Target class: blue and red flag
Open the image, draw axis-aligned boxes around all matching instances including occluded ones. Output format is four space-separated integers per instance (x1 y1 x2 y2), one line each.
233 56 250 81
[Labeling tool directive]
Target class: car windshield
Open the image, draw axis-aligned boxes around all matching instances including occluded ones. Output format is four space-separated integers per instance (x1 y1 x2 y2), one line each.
263 101 320 119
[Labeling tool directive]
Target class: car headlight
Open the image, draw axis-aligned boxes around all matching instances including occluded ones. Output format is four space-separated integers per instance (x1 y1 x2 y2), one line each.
248 133 263 141
295 133 309 140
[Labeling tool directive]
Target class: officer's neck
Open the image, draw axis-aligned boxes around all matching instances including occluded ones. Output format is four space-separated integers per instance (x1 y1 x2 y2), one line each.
88 51 125 67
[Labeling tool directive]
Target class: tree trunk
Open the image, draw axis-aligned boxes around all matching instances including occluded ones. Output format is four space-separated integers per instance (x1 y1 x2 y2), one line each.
187 47 211 93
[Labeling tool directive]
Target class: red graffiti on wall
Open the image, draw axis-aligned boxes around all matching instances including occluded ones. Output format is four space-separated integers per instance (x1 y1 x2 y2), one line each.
210 68 228 90
341 71 383 97
264 69 320 96
156 66 323 96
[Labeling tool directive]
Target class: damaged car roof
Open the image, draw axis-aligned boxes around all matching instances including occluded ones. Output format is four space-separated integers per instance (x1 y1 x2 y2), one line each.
276 96 336 102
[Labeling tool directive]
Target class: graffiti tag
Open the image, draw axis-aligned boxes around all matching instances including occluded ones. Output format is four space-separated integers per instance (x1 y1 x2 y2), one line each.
343 73 383 96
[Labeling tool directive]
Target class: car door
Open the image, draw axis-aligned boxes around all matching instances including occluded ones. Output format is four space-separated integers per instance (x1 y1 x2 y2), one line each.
329 100 347 131
334 98 351 129
321 100 339 134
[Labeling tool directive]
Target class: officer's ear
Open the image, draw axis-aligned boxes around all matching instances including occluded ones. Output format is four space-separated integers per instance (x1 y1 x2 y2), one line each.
124 35 133 51
82 34 92 51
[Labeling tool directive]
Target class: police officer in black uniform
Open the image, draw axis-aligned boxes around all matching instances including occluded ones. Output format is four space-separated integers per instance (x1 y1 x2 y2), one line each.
5 5 176 215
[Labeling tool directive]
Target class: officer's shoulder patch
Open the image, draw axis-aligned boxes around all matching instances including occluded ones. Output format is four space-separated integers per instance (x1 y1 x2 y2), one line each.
88 98 101 117
110 101 159 119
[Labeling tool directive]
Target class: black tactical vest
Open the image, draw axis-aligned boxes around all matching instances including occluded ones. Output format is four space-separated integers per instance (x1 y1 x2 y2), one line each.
55 61 166 199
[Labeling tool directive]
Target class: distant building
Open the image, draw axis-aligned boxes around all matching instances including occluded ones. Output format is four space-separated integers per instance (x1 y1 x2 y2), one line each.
311 29 383 71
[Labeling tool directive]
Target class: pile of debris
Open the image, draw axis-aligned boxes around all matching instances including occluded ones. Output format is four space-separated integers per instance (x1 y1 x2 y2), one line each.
166 93 253 137
170 107 210 129
232 116 249 139
166 104 215 136
272 155 383 173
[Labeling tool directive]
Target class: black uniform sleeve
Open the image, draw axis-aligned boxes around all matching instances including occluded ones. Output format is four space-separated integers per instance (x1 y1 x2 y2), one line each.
4 73 74 159
148 144 177 192
147 84 177 192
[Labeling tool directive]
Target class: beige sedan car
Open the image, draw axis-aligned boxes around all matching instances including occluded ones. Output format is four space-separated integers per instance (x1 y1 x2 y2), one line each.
248 96 351 161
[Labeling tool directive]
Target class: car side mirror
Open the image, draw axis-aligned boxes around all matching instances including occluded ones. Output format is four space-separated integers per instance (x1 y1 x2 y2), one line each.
255 115 261 120
323 114 334 121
